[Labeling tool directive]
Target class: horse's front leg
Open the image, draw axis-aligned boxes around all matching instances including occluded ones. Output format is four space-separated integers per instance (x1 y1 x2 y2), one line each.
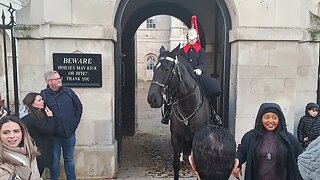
171 134 184 180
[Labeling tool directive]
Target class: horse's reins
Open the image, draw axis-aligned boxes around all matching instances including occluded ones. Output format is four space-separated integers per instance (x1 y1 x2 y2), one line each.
172 83 203 125
152 56 203 125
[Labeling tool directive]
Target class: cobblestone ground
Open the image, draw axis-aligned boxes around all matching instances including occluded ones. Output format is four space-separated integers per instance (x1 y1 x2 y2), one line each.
116 81 197 179
116 81 238 180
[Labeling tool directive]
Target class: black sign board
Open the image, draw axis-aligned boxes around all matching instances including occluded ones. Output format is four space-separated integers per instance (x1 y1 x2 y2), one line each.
53 53 102 87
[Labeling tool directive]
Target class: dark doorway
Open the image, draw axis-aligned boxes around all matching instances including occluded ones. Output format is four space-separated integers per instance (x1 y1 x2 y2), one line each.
114 0 232 165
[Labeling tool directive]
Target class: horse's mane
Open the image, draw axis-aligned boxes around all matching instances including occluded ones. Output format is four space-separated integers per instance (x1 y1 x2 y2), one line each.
177 53 201 85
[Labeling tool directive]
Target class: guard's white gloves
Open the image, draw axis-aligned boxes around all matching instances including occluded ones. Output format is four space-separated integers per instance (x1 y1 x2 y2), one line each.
194 69 202 76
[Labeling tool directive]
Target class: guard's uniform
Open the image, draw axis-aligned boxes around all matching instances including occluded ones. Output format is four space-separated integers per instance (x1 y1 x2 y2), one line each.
180 45 221 98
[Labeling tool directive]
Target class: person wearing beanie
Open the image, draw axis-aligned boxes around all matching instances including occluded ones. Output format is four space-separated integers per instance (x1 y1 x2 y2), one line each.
297 102 320 150
232 103 303 180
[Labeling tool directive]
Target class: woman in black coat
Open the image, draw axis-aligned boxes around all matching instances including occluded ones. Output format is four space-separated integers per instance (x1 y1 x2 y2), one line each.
232 103 303 180
22 92 57 175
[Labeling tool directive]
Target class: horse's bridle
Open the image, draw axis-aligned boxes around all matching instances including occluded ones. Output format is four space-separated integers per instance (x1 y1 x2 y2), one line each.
151 56 181 90
151 55 203 125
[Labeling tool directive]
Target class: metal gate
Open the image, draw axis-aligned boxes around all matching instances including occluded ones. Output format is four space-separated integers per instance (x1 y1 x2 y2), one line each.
1 3 19 115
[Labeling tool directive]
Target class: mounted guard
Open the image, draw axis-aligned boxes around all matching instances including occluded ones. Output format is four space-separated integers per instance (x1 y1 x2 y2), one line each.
161 15 222 125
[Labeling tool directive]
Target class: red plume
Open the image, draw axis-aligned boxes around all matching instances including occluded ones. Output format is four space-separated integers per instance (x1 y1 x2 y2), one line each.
191 15 201 46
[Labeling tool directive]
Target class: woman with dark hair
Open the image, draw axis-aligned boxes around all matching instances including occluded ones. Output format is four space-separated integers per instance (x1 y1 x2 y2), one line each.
0 115 41 179
232 103 303 180
22 92 57 176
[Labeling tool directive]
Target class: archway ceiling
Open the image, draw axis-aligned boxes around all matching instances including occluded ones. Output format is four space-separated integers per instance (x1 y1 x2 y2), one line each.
121 0 217 36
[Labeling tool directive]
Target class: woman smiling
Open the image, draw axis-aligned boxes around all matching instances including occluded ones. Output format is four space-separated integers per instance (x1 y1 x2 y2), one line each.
0 115 41 179
232 103 303 180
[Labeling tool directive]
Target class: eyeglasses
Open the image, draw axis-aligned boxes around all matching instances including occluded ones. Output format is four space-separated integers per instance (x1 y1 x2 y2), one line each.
309 108 319 112
49 77 63 81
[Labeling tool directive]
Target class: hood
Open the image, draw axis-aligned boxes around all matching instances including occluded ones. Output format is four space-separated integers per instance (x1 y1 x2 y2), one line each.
254 103 287 133
305 102 319 116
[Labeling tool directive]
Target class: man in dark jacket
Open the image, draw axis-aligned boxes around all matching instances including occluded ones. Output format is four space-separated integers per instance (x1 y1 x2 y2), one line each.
189 125 236 180
42 70 83 180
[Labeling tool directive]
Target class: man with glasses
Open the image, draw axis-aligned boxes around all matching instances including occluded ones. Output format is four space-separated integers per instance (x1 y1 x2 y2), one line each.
41 70 83 180
297 102 320 150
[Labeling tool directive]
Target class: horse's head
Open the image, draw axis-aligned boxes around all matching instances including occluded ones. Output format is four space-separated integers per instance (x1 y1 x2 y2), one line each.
147 44 181 108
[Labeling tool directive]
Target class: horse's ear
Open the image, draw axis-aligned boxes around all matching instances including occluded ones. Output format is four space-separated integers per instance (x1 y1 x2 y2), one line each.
172 44 180 55
160 46 166 54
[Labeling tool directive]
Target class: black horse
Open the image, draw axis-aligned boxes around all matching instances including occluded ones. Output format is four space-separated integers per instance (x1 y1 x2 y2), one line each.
147 45 213 180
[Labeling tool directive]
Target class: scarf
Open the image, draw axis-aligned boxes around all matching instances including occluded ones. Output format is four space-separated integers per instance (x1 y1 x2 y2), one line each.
0 145 32 180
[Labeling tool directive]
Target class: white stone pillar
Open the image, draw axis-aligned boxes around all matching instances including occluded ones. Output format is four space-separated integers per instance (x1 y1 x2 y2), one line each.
14 0 118 178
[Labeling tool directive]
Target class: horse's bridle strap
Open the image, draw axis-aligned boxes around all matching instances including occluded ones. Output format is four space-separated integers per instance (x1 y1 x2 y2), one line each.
151 80 165 88
151 56 178 88
159 56 176 62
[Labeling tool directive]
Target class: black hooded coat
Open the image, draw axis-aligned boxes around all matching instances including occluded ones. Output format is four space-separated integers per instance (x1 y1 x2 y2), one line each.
297 102 320 147
236 103 303 180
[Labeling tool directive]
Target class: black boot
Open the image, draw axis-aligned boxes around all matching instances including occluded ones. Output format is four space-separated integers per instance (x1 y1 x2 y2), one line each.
161 117 169 124
161 104 171 125
209 96 222 126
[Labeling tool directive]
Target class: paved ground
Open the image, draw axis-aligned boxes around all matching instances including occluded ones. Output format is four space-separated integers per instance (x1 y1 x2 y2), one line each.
116 81 196 179
116 81 238 180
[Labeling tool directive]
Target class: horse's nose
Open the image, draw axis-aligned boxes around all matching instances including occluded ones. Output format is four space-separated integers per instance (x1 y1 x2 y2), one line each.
147 94 161 108
147 95 156 106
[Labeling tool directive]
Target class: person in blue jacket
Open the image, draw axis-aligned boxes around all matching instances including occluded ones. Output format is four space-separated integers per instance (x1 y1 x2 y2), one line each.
41 70 83 180
232 103 303 180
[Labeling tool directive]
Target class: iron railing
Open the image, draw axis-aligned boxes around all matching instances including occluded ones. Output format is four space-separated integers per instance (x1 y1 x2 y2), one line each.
1 3 18 115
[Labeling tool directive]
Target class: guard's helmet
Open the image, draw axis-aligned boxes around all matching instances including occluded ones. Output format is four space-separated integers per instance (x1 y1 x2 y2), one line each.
187 27 198 41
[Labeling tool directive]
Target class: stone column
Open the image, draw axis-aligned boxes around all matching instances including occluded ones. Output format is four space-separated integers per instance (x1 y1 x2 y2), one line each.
14 0 118 178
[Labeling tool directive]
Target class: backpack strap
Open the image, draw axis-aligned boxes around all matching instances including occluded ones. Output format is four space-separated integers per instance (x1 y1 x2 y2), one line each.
65 88 74 99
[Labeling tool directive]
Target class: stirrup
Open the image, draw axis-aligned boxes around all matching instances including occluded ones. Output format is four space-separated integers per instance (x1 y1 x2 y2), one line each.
212 113 222 126
210 107 222 126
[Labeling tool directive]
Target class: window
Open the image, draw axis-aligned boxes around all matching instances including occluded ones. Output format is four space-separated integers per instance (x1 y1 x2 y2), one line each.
146 17 156 28
147 56 156 70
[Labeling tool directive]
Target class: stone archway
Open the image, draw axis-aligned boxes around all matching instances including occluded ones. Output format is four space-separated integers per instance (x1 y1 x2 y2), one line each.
114 0 233 163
